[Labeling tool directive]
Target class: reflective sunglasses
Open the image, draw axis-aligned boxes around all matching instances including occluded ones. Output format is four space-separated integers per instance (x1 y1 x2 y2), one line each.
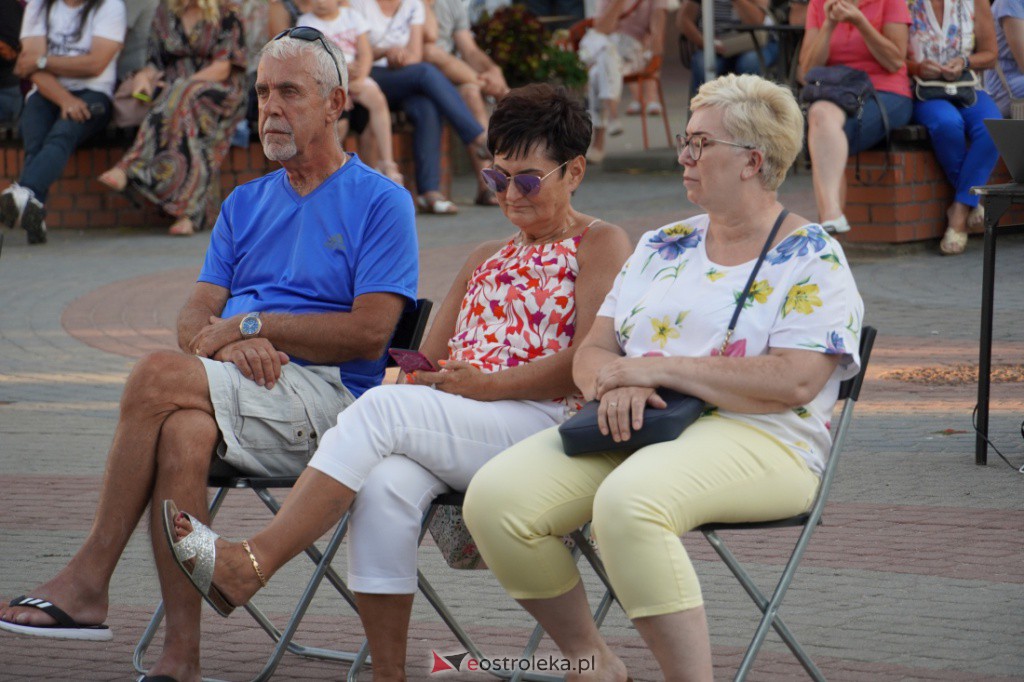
480 160 570 197
273 27 344 88
676 133 756 161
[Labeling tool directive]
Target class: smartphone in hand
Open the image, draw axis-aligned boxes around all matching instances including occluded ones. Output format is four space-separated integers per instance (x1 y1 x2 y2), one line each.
388 348 438 374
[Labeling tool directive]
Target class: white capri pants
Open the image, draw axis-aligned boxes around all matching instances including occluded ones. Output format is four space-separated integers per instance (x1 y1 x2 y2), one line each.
578 30 646 126
307 384 565 594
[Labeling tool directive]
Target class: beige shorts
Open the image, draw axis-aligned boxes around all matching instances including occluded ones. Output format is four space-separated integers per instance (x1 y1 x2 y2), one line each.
200 358 355 477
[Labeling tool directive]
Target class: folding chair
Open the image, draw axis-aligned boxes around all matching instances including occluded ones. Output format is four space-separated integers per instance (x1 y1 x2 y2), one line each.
567 325 877 681
132 298 433 682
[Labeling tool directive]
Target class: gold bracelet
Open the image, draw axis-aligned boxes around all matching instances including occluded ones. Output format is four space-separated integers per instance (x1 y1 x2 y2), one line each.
242 539 269 588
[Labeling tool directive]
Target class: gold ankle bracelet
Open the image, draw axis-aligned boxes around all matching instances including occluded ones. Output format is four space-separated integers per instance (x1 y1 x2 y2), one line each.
242 539 268 588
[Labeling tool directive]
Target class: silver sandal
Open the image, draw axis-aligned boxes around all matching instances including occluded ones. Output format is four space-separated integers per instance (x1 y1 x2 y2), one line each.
162 500 237 617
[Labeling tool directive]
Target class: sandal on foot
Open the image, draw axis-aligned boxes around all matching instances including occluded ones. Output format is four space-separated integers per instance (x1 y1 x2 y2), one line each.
0 596 112 641
625 101 642 116
162 500 238 617
940 226 968 255
99 169 145 209
645 102 662 116
475 189 499 206
168 218 195 237
967 204 985 234
417 195 458 215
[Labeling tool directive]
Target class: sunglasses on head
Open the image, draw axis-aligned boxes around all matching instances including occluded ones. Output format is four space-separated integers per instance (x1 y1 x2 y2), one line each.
273 27 344 88
480 160 570 197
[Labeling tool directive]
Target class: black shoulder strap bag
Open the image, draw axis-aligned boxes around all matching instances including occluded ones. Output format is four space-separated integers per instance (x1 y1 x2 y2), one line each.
559 208 790 456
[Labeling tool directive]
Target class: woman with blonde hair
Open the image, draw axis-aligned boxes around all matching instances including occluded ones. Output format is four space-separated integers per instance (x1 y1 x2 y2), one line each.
98 0 248 236
463 74 864 680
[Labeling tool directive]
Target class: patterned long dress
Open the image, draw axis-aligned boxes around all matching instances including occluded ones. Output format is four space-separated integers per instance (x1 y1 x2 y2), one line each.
118 4 248 230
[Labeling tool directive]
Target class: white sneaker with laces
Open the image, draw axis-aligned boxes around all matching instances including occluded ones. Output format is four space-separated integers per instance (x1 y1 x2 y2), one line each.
0 182 29 231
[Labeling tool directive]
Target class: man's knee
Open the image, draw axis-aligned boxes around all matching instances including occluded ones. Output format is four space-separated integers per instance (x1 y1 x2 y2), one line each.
155 409 219 476
122 350 204 407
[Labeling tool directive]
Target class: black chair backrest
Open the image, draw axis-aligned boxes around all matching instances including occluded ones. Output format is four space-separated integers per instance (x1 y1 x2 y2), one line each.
837 325 876 403
386 298 433 367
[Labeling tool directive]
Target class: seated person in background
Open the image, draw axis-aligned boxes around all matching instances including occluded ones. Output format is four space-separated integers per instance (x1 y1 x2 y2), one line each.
907 0 999 256
0 0 125 245
0 0 25 126
352 0 488 215
464 74 864 680
116 0 159 81
163 83 632 681
984 0 1024 117
424 0 509 204
678 0 779 95
97 0 248 237
579 0 667 163
798 0 913 235
299 0 405 183
0 34 419 682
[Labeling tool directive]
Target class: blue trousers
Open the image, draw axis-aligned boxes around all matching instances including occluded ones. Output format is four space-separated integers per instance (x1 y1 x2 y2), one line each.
0 86 22 126
842 91 913 155
912 90 1001 207
19 89 112 203
371 63 484 195
689 41 780 94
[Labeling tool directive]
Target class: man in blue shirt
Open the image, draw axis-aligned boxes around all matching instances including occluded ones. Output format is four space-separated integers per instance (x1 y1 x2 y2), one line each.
0 29 419 681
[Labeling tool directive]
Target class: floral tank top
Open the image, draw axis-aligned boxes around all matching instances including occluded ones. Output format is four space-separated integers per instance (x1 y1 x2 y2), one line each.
448 226 595 410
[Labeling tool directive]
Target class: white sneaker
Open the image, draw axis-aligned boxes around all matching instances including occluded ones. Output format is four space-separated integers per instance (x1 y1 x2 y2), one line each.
21 193 47 244
606 119 624 137
822 215 851 235
0 182 29 231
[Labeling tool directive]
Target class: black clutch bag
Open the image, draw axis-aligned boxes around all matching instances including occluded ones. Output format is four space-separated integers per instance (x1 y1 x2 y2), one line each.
559 390 706 456
558 207 790 458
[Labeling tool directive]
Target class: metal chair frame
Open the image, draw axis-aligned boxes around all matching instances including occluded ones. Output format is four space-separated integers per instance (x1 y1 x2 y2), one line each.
563 326 877 681
132 298 433 682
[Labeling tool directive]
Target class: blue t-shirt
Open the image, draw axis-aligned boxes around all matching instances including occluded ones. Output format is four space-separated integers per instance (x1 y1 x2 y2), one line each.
198 154 419 398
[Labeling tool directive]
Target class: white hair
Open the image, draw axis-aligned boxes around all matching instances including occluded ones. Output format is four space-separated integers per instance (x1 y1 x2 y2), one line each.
259 34 348 97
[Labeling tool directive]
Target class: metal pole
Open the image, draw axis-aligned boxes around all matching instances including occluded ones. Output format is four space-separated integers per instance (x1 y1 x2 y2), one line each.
701 0 716 87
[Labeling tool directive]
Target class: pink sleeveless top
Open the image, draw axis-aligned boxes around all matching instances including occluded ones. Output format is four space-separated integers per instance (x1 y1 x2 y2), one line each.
448 227 593 409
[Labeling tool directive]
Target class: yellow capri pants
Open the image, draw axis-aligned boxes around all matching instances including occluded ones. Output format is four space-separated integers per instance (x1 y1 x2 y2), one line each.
462 415 820 619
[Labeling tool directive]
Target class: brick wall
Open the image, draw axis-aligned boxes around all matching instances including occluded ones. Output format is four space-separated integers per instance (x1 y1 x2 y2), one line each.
0 123 451 232
841 133 1024 244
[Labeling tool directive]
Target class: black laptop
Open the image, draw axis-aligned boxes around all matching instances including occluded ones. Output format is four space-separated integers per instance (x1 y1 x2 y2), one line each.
984 119 1024 182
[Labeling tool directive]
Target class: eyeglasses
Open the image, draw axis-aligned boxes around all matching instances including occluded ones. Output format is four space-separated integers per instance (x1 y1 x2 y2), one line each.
273 27 344 88
480 160 570 197
676 133 756 161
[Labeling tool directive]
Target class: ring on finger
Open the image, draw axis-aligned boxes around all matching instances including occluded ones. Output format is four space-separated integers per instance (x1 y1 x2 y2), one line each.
609 401 618 408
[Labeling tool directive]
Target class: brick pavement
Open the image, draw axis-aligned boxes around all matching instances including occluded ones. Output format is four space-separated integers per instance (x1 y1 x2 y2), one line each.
1 160 1023 682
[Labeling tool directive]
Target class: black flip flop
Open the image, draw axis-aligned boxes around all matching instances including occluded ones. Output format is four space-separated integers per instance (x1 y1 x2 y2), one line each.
0 596 112 641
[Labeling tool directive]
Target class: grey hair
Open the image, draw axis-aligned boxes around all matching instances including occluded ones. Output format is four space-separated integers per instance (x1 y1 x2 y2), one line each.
259 34 348 97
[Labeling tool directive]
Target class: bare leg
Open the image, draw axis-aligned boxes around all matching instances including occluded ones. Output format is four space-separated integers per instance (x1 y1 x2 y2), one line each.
632 607 713 682
806 101 849 222
0 351 214 632
97 167 127 192
947 201 969 234
144 408 220 682
172 467 356 608
459 83 489 132
517 582 627 681
355 80 401 182
355 593 415 681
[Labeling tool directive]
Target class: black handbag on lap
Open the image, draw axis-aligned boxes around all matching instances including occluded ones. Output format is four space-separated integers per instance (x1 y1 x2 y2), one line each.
559 209 790 457
799 65 875 117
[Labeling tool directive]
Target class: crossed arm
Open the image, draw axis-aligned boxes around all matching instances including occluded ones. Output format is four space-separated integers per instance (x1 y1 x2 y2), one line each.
178 282 407 389
15 35 122 119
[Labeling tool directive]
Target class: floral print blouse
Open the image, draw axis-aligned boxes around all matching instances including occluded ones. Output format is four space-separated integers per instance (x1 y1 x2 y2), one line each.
908 0 976 64
448 234 587 410
597 215 864 474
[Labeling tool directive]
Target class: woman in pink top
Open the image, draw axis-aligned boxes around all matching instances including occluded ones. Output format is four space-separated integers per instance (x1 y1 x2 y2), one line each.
799 0 914 235
163 84 633 679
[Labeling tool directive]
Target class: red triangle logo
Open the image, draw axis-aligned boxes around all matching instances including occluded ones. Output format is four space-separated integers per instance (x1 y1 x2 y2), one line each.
431 651 456 673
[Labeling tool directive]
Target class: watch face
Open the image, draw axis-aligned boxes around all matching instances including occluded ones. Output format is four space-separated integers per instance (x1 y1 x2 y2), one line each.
241 316 261 336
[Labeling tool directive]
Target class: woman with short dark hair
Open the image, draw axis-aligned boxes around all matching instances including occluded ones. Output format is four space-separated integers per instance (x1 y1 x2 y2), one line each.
163 84 634 679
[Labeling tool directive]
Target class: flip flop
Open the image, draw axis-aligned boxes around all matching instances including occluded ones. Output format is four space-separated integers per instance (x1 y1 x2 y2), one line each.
162 500 236 617
0 596 112 641
417 195 459 215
